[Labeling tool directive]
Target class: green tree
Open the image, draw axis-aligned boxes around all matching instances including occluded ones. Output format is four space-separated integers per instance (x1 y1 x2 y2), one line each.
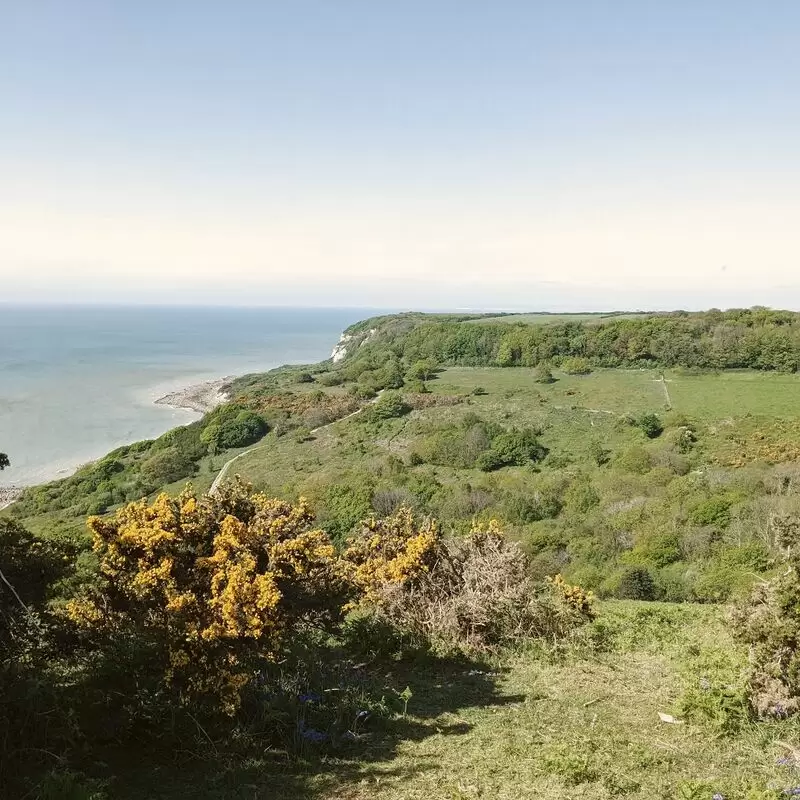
0 453 8 470
370 390 410 420
406 359 438 382
636 412 663 439
617 566 656 600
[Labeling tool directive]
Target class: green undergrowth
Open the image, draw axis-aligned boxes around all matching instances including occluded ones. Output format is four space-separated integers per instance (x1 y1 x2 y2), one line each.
41 601 800 799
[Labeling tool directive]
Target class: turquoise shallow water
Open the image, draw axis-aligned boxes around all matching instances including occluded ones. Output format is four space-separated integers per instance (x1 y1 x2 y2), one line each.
0 306 368 486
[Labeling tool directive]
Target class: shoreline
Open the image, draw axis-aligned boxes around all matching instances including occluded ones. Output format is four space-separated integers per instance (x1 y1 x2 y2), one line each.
0 486 23 511
154 376 233 414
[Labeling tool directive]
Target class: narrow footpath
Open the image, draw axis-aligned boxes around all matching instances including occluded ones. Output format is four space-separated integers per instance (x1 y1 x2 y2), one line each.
209 395 379 495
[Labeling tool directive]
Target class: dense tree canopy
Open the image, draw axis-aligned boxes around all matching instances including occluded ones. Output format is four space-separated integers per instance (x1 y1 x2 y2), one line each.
345 309 800 377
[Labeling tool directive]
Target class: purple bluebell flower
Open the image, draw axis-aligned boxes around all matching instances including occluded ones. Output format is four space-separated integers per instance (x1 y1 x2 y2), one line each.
783 788 800 796
298 692 321 704
712 793 725 800
301 727 328 743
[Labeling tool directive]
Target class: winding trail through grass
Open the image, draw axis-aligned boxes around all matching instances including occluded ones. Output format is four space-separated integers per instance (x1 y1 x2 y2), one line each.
209 396 378 495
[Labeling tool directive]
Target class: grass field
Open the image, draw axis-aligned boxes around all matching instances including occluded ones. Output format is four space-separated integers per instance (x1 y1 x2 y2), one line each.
435 367 800 420
465 313 653 326
106 601 800 799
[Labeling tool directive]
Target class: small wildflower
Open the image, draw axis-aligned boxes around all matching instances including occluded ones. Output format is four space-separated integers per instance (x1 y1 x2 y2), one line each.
783 788 800 796
301 727 328 743
298 692 321 704
712 793 725 800
699 677 711 691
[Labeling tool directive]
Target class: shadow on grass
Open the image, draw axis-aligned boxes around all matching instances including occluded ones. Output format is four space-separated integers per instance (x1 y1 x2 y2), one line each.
100 655 525 800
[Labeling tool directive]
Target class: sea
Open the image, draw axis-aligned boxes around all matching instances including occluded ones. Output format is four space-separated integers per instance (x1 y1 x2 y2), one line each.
0 305 371 487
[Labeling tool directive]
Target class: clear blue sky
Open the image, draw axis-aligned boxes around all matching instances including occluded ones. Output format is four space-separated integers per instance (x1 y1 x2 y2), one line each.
3 2 800 309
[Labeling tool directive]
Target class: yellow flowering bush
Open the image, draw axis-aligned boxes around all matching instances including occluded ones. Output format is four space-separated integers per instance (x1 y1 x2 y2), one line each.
546 574 596 617
64 481 347 714
343 506 440 603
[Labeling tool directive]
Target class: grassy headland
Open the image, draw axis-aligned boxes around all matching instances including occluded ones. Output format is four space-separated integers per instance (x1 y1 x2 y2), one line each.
6 307 800 798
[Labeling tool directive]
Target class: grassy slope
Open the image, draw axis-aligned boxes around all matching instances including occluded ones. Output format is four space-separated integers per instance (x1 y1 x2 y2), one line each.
107 601 800 799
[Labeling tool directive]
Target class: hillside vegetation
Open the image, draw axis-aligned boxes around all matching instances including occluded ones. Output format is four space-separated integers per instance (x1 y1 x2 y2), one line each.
6 307 800 798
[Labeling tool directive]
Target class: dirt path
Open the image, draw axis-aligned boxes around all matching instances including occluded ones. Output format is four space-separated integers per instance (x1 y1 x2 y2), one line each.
209 396 379 495
653 373 673 409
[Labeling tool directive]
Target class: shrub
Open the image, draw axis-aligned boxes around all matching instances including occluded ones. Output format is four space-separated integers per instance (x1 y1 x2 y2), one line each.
296 372 315 383
0 519 66 622
630 531 683 569
371 487 415 516
63 484 348 715
139 447 194 486
405 359 438 382
201 409 268 452
369 390 409 420
563 479 600 514
589 440 611 466
730 514 800 716
219 410 269 449
534 362 555 383
477 428 547 471
317 372 343 386
617 565 656 600
348 384 377 400
688 495 734 528
321 481 375 542
503 489 562 523
560 356 592 375
635 412 663 439
616 446 652 474
345 511 593 652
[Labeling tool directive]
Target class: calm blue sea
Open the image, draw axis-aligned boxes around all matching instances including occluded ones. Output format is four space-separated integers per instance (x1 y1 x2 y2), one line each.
0 306 370 486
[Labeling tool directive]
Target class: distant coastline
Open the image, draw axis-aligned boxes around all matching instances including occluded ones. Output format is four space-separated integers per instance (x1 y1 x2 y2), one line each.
154 377 233 414
0 486 23 510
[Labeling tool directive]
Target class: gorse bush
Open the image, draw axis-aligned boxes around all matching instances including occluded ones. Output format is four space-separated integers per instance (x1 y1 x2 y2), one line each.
64 483 349 714
57 483 592 720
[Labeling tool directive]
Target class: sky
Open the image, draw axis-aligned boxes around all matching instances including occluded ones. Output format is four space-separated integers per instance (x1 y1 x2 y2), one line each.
2 1 800 311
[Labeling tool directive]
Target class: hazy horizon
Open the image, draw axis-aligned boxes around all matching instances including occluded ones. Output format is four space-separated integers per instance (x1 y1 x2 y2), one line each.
4 2 800 307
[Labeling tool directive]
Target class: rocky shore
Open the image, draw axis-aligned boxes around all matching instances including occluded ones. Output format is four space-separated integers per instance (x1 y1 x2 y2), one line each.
154 377 233 414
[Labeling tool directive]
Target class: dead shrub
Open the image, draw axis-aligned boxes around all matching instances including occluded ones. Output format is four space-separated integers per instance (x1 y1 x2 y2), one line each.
731 514 800 718
372 488 416 516
348 513 594 653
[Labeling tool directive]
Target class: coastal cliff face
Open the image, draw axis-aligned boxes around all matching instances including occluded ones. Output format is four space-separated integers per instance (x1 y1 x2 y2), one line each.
330 328 377 363
330 333 353 363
